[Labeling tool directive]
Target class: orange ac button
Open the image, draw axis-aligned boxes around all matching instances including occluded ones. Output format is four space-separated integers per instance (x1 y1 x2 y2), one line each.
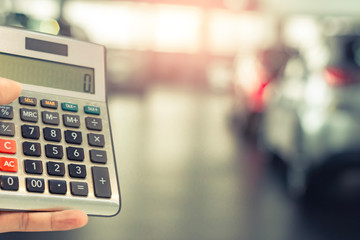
0 157 18 172
0 139 16 154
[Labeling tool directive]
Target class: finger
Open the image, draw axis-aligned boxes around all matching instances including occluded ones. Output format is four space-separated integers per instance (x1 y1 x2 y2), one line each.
0 210 88 233
0 77 22 105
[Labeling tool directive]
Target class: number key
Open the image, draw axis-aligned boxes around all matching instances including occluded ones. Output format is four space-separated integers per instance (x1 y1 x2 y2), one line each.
47 162 65 176
65 130 82 145
68 164 86 178
0 176 18 191
26 178 45 193
23 142 41 157
22 125 40 139
66 147 84 161
43 127 61 142
45 144 63 159
24 160 43 174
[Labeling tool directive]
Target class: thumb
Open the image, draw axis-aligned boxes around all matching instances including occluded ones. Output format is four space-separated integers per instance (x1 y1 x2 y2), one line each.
0 77 22 105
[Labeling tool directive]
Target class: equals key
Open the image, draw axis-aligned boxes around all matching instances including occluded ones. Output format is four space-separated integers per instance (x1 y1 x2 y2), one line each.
90 150 107 164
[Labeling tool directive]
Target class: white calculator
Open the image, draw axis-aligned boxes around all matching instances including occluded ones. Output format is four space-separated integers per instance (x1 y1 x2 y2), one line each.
0 26 121 216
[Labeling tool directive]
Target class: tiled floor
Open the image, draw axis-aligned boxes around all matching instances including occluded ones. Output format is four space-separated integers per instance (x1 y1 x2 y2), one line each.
4 87 360 240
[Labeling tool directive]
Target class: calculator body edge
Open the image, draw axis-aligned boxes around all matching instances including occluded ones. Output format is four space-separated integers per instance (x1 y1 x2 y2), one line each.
0 26 121 217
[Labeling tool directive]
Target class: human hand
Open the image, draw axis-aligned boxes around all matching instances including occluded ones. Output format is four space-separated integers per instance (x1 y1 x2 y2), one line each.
0 77 88 232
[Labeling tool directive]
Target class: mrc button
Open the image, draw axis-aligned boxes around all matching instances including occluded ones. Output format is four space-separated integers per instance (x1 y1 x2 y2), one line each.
19 97 37 106
41 99 58 109
20 108 38 123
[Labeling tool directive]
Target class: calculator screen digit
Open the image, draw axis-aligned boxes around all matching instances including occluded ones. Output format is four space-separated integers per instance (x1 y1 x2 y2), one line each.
0 52 95 94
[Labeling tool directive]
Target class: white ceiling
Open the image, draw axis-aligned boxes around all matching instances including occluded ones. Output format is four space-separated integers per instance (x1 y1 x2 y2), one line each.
260 0 360 16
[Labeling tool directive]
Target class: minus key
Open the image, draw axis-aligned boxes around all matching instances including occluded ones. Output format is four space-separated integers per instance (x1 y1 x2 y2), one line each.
90 150 107 164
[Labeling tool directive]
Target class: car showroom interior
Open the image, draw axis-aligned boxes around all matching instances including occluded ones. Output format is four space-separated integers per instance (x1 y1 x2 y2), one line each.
1 0 360 239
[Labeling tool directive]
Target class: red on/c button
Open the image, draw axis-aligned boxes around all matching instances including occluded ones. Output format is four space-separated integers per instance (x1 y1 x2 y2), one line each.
0 139 16 154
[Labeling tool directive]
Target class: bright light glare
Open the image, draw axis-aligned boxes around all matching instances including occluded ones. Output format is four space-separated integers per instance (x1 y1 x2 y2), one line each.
154 5 202 53
283 16 321 48
208 11 273 55
65 1 201 52
65 1 153 50
12 0 59 19
39 19 60 35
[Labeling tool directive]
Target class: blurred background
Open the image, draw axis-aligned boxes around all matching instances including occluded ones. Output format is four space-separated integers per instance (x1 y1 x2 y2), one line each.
2 0 360 239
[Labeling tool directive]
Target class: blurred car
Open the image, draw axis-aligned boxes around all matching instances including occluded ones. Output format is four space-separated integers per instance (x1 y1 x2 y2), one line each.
231 44 296 139
262 33 360 199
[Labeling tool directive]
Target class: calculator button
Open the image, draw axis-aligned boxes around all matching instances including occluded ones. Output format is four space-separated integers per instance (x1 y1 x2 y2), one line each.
0 176 19 191
84 106 100 115
87 133 105 147
26 178 45 193
68 164 86 178
70 182 88 196
43 127 61 142
62 103 78 112
22 125 40 139
20 108 38 123
64 130 82 145
42 111 60 125
90 150 107 164
0 157 18 172
24 160 43 174
92 167 111 198
48 180 67 195
85 117 102 131
45 144 63 159
23 142 41 157
0 106 13 119
40 99 58 109
0 139 16 154
19 97 37 106
0 122 15 137
47 162 65 176
66 147 84 161
63 114 80 128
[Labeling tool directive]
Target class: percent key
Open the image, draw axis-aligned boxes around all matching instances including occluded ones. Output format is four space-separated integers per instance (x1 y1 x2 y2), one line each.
0 106 13 119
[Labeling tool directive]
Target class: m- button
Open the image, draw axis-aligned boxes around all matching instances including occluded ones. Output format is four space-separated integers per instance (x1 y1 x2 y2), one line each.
42 111 60 125
0 139 16 154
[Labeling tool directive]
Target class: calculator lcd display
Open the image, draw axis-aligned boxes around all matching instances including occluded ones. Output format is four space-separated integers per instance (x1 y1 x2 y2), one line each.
0 52 95 94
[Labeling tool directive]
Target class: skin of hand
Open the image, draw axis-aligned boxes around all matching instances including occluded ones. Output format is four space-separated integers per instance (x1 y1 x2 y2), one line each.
0 77 88 232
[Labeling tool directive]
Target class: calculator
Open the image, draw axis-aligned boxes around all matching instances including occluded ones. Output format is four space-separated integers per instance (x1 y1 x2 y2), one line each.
0 26 120 216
